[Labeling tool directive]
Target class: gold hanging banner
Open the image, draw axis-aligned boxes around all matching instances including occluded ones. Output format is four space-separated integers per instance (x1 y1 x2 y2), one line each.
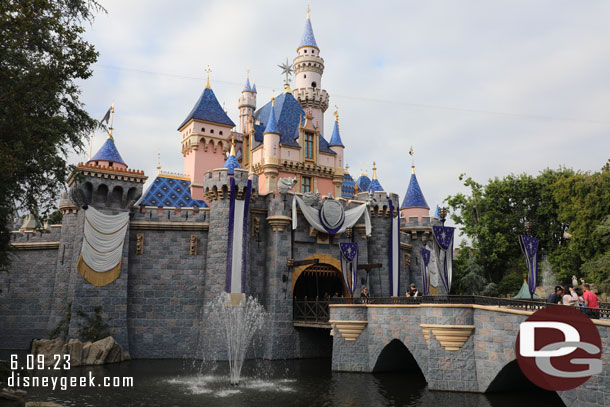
77 254 122 287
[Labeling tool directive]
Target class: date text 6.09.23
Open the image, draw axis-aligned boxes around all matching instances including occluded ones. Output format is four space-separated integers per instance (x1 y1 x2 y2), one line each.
10 354 70 371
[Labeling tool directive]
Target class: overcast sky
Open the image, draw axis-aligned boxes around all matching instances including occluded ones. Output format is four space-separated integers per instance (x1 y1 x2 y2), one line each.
78 0 610 234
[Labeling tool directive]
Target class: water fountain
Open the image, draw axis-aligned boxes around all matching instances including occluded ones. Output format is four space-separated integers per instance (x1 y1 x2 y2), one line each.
539 256 557 298
209 293 267 385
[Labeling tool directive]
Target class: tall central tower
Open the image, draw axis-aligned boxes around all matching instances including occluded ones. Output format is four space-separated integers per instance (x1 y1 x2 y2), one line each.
293 7 329 136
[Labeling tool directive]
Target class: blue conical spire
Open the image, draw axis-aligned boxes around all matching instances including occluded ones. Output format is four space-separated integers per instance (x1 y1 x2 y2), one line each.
223 137 241 175
401 170 429 209
329 112 344 147
90 137 127 166
298 7 318 50
263 99 280 134
252 82 257 93
243 77 252 92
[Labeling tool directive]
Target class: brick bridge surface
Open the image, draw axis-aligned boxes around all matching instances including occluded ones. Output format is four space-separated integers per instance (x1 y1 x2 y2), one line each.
330 303 610 407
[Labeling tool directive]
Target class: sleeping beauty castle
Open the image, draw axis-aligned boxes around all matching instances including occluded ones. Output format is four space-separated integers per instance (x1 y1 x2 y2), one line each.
0 8 451 360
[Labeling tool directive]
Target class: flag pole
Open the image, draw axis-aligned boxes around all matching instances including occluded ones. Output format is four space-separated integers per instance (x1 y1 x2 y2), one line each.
88 131 93 160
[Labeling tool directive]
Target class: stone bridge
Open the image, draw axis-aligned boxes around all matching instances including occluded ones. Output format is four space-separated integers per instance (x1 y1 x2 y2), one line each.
329 301 610 407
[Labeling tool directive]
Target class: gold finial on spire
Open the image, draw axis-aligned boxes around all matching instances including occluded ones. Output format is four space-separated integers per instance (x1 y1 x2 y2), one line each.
372 161 377 179
334 104 339 121
108 103 115 139
156 152 162 173
409 145 415 174
307 4 310 19
230 135 236 156
345 163 349 171
205 65 212 89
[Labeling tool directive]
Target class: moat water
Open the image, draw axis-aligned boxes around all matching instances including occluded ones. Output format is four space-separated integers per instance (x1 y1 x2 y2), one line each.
18 359 563 407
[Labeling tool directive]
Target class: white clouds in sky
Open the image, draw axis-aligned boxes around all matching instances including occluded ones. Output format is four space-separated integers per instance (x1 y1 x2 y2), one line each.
78 0 610 231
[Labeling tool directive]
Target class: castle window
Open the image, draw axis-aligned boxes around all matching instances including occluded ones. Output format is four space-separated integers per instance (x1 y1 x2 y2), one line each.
304 74 307 79
210 129 214 134
219 131 223 135
311 81 317 88
305 133 314 159
202 127 205 132
304 49 307 53
109 162 113 167
302 176 311 193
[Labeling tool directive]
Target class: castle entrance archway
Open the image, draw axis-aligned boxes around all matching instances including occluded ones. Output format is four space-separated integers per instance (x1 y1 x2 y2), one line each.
292 254 347 300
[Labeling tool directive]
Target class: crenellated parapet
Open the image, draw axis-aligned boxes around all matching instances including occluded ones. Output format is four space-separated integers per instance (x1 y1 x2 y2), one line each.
292 87 329 113
202 168 258 202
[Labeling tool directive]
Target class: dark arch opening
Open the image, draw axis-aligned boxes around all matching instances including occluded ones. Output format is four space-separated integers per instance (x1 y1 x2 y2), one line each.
486 360 565 406
95 184 108 204
294 263 345 300
110 186 123 207
373 339 425 378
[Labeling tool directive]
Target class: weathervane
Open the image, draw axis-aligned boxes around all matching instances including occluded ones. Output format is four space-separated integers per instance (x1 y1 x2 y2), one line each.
278 58 293 87
409 145 415 173
205 65 212 89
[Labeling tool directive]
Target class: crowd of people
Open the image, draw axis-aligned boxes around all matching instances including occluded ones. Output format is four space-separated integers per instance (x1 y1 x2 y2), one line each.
547 283 600 319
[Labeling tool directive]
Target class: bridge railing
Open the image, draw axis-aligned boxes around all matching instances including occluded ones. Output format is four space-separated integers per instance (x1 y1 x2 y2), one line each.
329 295 609 319
293 297 330 323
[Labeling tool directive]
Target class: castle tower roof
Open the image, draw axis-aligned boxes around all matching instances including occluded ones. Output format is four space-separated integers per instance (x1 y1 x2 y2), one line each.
329 112 344 147
178 84 235 130
356 174 371 193
401 171 429 209
89 136 127 167
298 7 318 50
138 172 207 208
243 77 252 92
252 83 257 93
368 162 384 193
263 99 281 134
223 137 241 175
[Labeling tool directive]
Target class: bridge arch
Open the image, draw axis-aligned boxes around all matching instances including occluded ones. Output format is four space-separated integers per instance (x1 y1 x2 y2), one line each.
486 360 565 405
373 339 426 379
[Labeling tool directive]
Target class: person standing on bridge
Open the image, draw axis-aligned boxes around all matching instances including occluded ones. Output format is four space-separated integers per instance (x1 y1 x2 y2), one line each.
583 283 600 319
361 286 370 304
406 283 420 297
547 286 563 304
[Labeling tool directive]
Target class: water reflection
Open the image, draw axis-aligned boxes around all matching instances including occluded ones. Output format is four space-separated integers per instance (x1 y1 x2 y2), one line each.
14 359 563 407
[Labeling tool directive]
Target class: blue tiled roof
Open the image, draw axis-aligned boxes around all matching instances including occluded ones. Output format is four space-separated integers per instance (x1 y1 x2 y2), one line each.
299 17 318 49
254 92 335 153
90 137 127 166
329 119 344 147
254 92 303 148
263 101 281 134
252 83 257 93
178 87 235 130
401 173 429 209
223 154 240 175
368 178 384 193
318 135 335 154
243 77 252 92
356 175 371 193
342 173 355 198
434 204 440 218
139 175 208 208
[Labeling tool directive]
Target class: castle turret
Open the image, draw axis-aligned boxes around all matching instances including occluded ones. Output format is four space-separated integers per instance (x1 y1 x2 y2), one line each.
180 70 236 200
400 161 430 223
368 162 384 194
238 75 256 134
261 99 281 194
329 110 345 197
293 7 329 136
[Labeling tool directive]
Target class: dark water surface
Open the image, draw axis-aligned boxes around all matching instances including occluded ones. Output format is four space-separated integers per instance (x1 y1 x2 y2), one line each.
16 359 561 407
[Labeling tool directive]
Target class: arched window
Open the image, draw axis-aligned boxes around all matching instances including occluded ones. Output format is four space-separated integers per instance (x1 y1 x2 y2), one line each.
311 81 317 88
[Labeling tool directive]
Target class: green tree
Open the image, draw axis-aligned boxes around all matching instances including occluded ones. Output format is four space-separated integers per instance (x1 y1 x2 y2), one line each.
447 168 573 287
552 169 610 283
446 164 610 294
0 0 103 271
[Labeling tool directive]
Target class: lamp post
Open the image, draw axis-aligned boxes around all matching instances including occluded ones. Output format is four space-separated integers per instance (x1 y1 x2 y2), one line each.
439 207 448 226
